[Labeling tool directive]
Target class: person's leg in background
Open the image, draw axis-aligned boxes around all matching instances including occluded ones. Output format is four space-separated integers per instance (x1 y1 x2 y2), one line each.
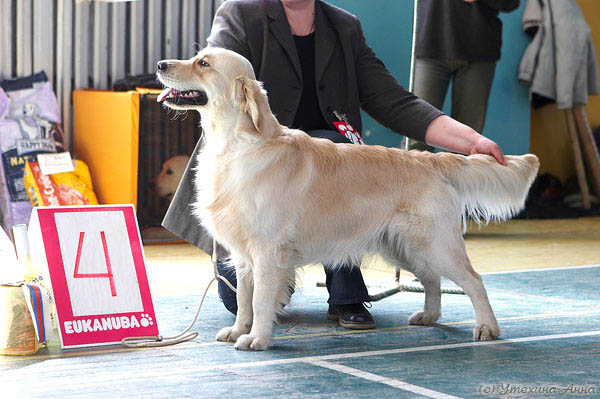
307 129 375 329
408 57 452 152
450 60 497 133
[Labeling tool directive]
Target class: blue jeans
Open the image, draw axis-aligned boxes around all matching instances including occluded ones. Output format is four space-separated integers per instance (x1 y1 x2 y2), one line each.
217 129 371 314
408 57 496 152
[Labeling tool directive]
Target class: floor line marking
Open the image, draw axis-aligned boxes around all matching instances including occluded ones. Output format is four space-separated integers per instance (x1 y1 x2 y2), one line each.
480 264 600 275
5 310 600 362
306 360 463 399
14 330 600 383
196 330 600 372
5 330 600 385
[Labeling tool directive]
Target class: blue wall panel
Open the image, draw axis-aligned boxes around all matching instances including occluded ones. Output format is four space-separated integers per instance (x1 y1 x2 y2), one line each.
327 0 531 154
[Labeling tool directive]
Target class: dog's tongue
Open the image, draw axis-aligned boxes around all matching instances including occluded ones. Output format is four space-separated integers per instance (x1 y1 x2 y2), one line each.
157 88 175 103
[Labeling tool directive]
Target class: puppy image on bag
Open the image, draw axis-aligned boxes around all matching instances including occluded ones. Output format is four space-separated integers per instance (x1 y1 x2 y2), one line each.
157 47 539 351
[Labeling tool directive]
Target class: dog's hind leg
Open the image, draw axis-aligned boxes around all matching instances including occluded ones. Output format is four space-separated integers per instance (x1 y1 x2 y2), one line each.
404 222 500 341
234 254 294 351
216 263 254 343
421 238 499 341
446 253 500 341
408 271 441 326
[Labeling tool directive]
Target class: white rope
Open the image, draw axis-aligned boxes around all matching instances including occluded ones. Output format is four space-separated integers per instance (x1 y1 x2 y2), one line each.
121 238 236 348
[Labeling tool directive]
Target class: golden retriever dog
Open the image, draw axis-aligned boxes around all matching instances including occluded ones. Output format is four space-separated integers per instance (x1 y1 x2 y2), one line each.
151 155 190 200
157 47 539 351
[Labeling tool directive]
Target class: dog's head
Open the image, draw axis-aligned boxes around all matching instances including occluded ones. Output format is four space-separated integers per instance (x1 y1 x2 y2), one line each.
156 47 277 134
150 155 190 200
22 103 39 117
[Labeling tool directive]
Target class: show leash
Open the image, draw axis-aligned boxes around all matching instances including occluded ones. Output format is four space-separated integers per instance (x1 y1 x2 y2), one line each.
121 238 236 348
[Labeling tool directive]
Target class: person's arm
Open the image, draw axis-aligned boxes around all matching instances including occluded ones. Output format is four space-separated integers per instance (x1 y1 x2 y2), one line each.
465 0 520 12
206 0 252 60
424 115 507 165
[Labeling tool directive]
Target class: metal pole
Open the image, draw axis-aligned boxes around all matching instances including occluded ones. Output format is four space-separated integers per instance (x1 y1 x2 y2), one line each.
405 0 419 150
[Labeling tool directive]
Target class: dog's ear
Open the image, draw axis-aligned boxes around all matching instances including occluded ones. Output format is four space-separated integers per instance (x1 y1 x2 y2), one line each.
231 76 274 134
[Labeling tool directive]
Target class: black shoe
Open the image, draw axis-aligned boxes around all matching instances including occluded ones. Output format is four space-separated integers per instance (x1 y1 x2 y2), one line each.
326 303 375 330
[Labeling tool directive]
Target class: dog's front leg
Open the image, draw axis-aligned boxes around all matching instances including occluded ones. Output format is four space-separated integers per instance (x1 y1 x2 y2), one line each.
216 264 254 342
234 255 290 351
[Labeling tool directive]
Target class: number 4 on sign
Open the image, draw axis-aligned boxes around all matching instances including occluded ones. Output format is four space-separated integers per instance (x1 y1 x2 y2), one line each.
73 232 117 297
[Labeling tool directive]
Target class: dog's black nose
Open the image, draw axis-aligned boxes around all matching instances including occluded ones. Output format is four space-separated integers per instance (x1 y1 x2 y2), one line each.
157 61 169 72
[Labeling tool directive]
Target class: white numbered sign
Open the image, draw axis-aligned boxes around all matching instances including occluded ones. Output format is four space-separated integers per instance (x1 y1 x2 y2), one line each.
28 205 158 348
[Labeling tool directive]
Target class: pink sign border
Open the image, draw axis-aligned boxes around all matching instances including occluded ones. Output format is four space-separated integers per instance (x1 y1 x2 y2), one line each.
37 205 159 348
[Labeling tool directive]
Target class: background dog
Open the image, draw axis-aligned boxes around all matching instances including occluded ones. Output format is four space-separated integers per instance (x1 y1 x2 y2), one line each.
149 155 190 201
157 48 539 351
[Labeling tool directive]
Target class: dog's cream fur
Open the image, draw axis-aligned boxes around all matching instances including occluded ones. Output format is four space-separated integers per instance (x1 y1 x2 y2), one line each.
157 47 540 351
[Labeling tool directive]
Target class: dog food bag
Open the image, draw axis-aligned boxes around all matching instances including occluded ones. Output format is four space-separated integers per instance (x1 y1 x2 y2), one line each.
24 160 99 206
0 119 44 231
0 72 64 231
0 87 9 120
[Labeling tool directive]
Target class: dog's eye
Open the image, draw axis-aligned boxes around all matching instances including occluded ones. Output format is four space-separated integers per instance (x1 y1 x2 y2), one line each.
198 60 210 67
166 169 173 175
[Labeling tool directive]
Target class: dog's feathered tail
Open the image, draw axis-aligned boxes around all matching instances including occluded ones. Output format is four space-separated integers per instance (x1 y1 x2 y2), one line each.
436 153 540 227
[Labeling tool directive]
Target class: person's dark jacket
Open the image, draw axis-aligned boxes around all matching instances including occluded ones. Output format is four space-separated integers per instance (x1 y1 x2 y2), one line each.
163 0 443 254
209 0 442 140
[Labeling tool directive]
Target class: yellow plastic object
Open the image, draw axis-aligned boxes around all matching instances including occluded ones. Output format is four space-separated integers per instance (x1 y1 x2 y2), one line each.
72 89 140 207
24 160 99 207
0 285 44 355
134 88 161 95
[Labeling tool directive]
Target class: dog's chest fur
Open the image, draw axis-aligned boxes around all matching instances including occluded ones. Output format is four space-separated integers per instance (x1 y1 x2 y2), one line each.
193 135 307 260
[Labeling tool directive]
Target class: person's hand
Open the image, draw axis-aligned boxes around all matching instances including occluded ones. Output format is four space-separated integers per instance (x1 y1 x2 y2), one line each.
424 115 506 165
469 136 507 166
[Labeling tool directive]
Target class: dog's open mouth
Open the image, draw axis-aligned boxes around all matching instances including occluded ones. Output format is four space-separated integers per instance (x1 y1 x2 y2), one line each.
157 88 208 106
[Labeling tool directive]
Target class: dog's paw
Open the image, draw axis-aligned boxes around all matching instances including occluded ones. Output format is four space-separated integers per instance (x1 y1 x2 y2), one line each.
216 326 246 343
234 333 270 351
408 310 440 326
473 324 500 341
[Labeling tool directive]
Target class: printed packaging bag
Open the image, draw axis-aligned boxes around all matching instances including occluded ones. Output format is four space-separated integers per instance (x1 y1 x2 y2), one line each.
0 285 45 355
0 226 54 355
24 160 99 206
0 72 64 232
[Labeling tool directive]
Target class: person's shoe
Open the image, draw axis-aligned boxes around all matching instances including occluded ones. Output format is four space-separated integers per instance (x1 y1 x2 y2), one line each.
326 303 375 329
